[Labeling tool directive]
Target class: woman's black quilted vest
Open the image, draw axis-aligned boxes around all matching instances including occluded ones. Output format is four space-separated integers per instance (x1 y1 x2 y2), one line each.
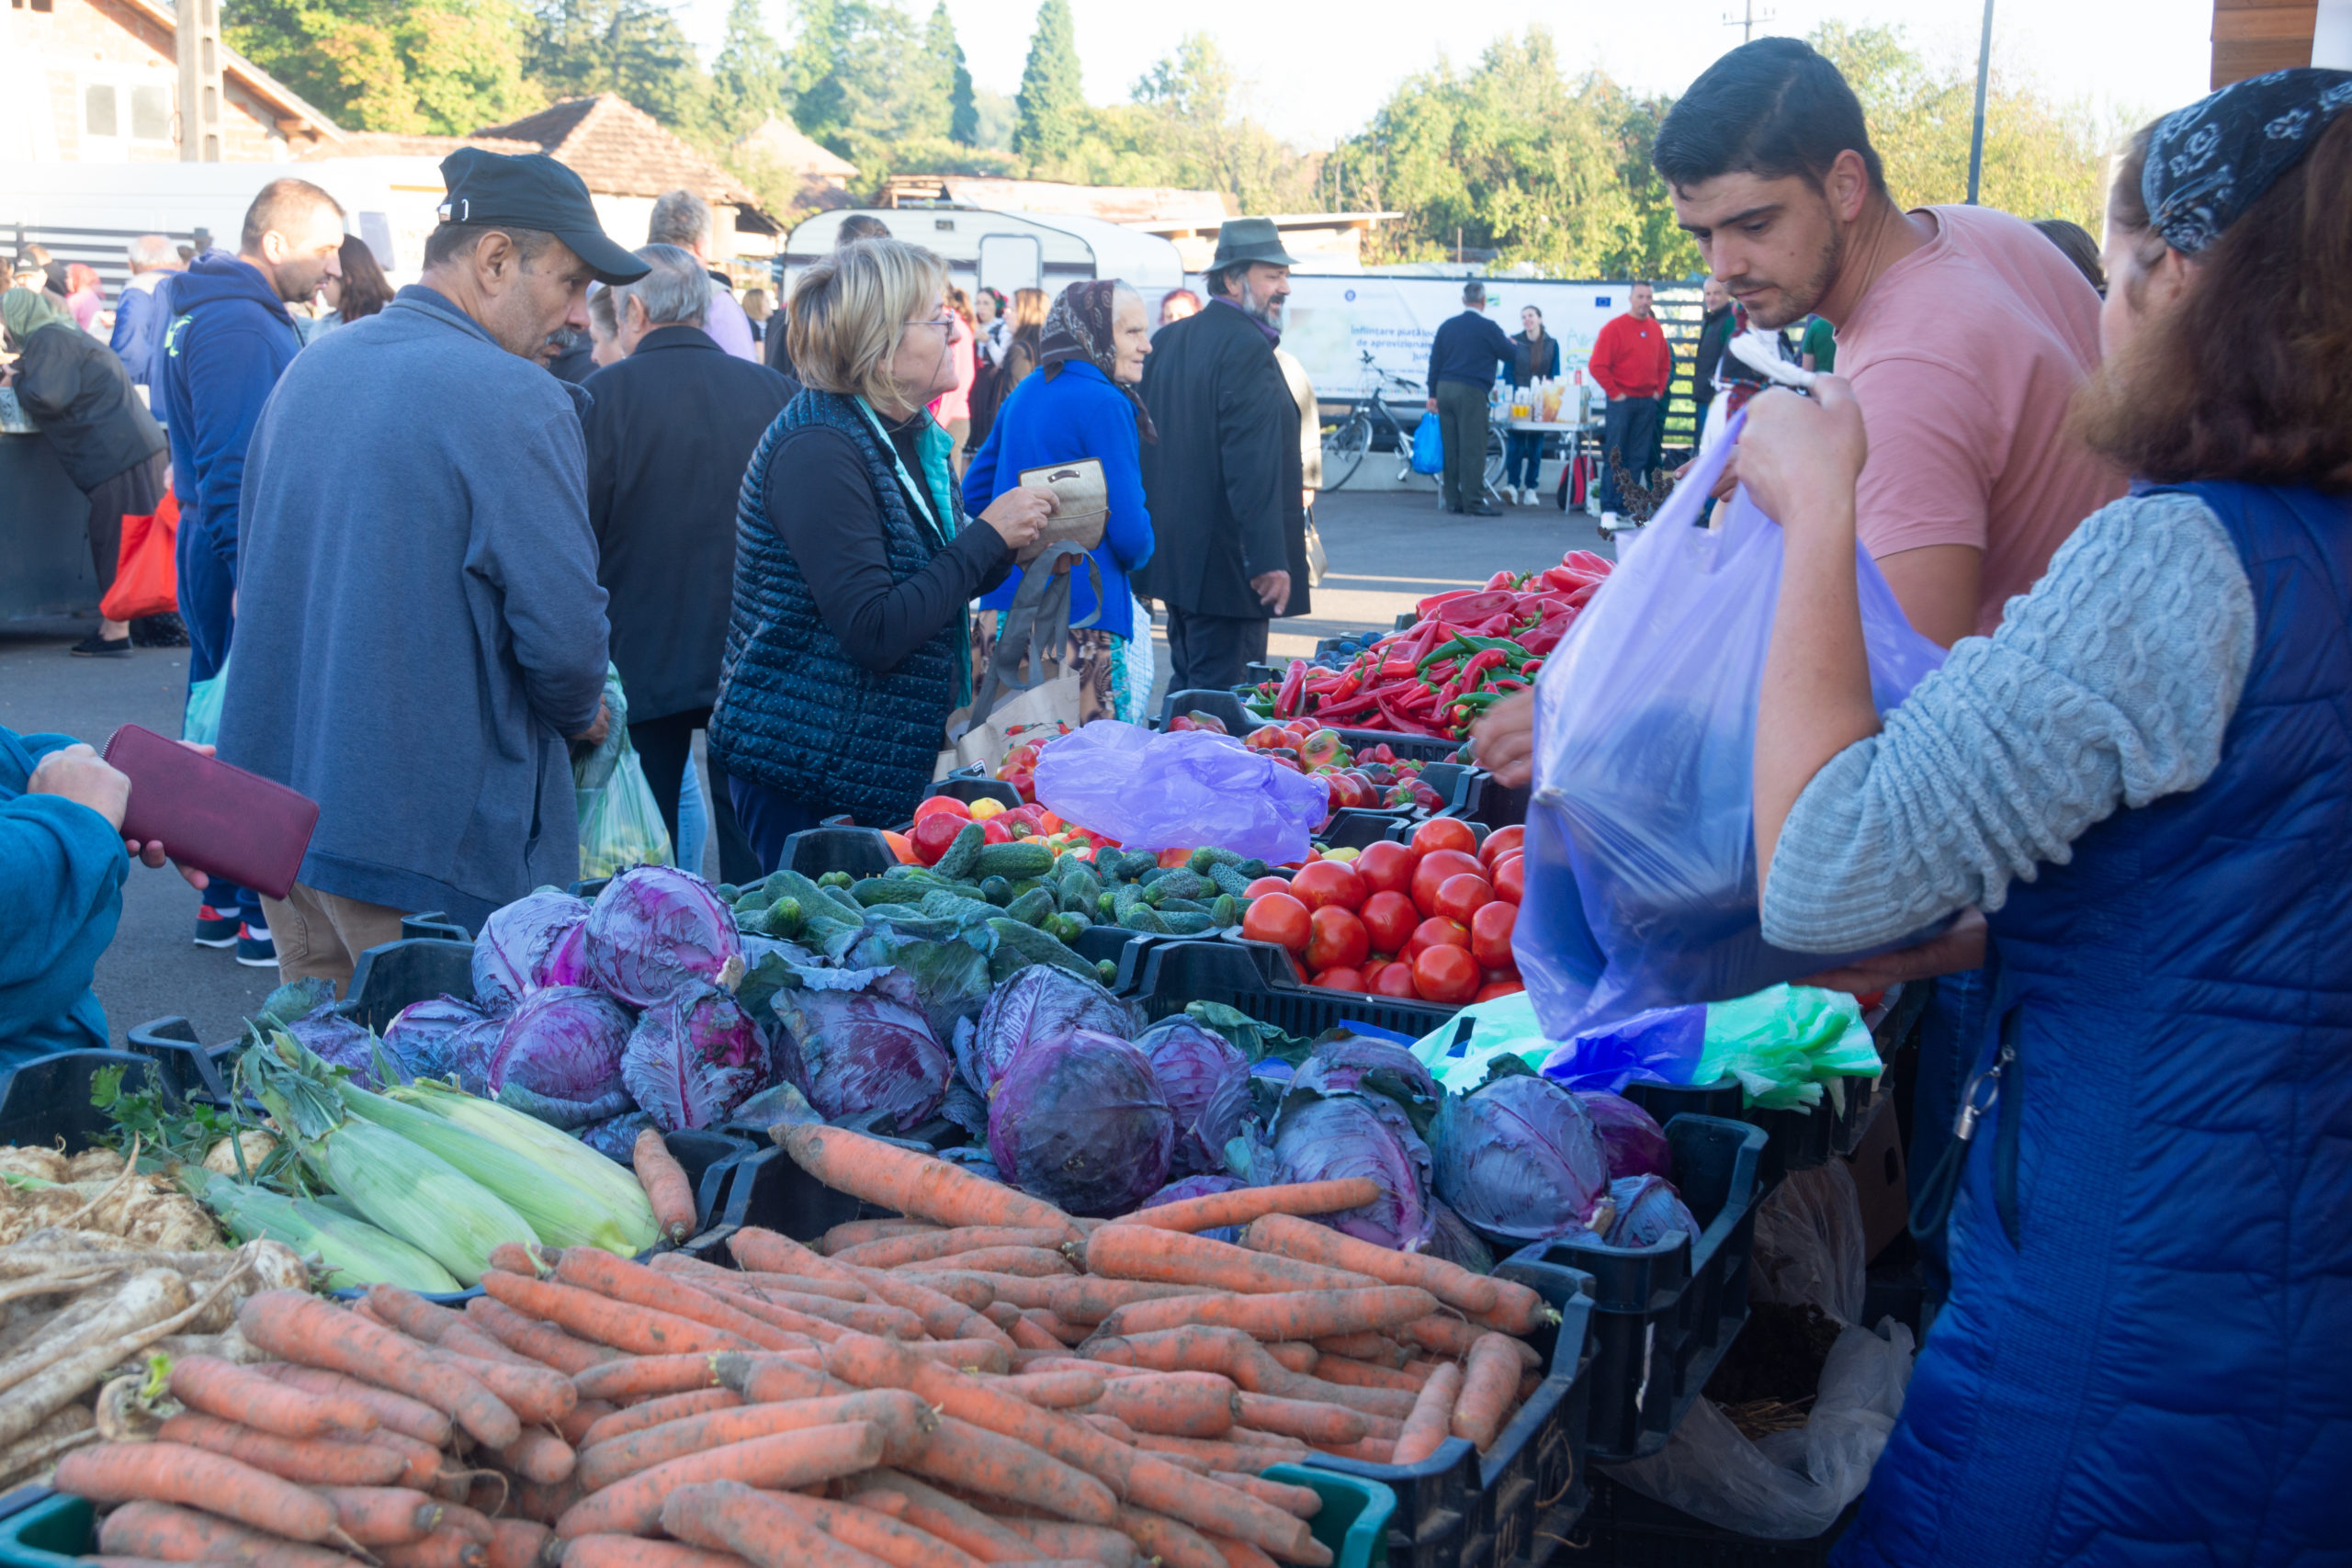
707 389 961 826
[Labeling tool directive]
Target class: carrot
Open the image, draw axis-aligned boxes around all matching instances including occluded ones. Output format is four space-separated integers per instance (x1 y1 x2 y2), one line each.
1110 1182 1378 1235
725 1227 871 1290
487 1242 546 1276
236 1292 520 1450
428 1347 579 1426
1394 1314 1480 1359
907 1338 1014 1372
579 1387 742 1449
359 1427 456 1492
313 1487 443 1547
1100 1287 1438 1344
551 1249 807 1353
1087 1330 1419 1421
650 1251 870 1303
1081 1414 1138 1445
572 1352 723 1404
154 1413 408 1486
1208 1538 1282 1568
1231 1394 1364 1448
465 1298 620 1374
1390 1362 1464 1466
365 1287 525 1363
166 1356 377 1439
1134 1434 1306 1467
56 1442 340 1545
560 1537 740 1568
1081 1230 1376 1297
630 1129 697 1243
1261 1343 1317 1374
485 1520 551 1568
982 1302 1023 1332
657 1480 875 1568
1000 1369 1107 1409
1449 1335 1521 1450
1001 1521 1138 1568
1047 1279 1216 1325
886 1271 995 1310
510 1478 583 1528
848 1265 1019 1352
1308 1356 1419 1393
832 1227 1073 1270
553 1422 886 1539
910 1247 1074 1279
1111 1508 1224 1568
94 1502 352 1568
375 1527 489 1568
908 1416 1118 1525
1008 1314 1062 1353
710 1348 835 1405
773 1124 1082 1241
1208 1476 1321 1520
681 1285 841 1347
252 1364 451 1447
1307 1333 1404 1367
479 1269 752 1359
492 1427 577 1485
761 1489 988 1568
1240 1213 1504 1319
693 1277 926 1338
853 1472 1035 1563
1088 1372 1238 1438
1464 1279 1554 1338
577 1391 933 1492
560 1398 617 1447
434 1503 496 1545
821 1218 944 1254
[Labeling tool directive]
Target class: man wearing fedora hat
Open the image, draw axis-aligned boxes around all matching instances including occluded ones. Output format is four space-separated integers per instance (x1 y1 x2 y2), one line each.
1136 217 1312 693
218 150 651 985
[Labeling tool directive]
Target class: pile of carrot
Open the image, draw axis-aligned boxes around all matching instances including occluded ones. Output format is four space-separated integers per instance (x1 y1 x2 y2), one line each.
48 1124 1564 1568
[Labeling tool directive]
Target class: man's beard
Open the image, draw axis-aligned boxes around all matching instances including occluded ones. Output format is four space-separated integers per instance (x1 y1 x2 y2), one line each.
1741 227 1842 331
1244 287 1283 328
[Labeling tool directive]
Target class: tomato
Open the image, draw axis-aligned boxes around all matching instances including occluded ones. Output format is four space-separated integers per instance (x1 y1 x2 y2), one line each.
1310 965 1367 993
1245 725 1292 750
1411 818 1479 858
1242 876 1292 899
1305 907 1371 974
1474 979 1526 1002
1412 944 1481 1004
913 795 972 824
1470 900 1518 970
1241 892 1313 956
909 811 967 865
1353 840 1419 897
1158 847 1195 868
1477 825 1525 869
1403 916 1471 964
1433 873 1494 925
1361 957 1391 987
1359 890 1419 955
1372 961 1422 999
1490 852 1525 906
1290 860 1367 913
1410 850 1486 916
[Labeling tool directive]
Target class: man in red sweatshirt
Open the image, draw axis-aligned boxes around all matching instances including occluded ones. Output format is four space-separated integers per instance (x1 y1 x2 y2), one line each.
1589 282 1673 513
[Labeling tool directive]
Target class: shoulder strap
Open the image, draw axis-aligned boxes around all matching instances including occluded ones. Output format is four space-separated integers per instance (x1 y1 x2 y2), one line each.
956 541 1104 736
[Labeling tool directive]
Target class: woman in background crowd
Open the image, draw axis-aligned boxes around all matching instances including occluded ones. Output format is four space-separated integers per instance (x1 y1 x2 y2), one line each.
1505 304 1558 504
968 286 1047 456
742 287 771 344
1157 288 1201 329
300 236 392 344
64 265 105 333
933 286 978 476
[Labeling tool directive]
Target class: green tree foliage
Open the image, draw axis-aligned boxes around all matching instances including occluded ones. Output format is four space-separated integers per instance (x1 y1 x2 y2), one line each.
928 2 978 146
526 0 711 132
1038 36 1317 211
225 0 543 134
710 0 789 139
1013 0 1081 164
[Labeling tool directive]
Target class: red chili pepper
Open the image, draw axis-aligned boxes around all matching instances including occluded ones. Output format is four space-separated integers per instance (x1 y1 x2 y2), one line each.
1377 658 1421 681
1277 659 1308 717
1518 658 1544 679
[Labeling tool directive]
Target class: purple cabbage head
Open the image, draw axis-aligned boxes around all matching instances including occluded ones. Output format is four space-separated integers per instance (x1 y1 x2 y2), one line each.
1289 1036 1441 1128
1576 1091 1673 1181
1604 1174 1701 1250
1141 1173 1245 1241
1432 1075 1611 1243
383 995 489 1080
623 984 768 1131
771 968 953 1134
965 966 1141 1095
584 866 743 1010
1424 1198 1496 1276
1136 1018 1252 1178
577 1109 656 1162
1270 1091 1434 1251
489 986 633 1103
473 888 593 1012
445 1015 509 1096
987 1031 1173 1217
285 1004 402 1089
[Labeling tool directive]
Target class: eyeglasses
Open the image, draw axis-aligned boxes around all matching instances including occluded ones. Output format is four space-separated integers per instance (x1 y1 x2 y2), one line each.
907 314 957 333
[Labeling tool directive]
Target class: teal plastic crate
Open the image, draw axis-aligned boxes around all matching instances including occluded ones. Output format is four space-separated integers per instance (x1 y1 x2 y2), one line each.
0 1491 89 1568
1265 1464 1399 1568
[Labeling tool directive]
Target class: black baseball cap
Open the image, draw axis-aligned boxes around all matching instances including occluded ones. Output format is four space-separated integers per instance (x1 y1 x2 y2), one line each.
435 148 650 285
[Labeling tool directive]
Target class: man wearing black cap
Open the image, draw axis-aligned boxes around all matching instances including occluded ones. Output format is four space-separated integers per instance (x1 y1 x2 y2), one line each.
217 150 650 987
1136 216 1312 694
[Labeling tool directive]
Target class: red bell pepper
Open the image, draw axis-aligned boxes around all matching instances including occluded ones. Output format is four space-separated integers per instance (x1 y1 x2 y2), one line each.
1277 660 1308 718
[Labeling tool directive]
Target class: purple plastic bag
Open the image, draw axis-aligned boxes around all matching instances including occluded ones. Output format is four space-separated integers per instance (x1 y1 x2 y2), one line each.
1539 1006 1708 1096
1035 722 1328 863
1517 412 1948 1037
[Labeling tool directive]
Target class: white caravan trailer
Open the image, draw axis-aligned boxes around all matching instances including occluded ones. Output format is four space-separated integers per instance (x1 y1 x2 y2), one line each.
781 207 1184 315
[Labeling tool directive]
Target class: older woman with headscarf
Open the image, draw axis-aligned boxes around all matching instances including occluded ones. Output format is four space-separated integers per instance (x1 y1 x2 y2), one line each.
962 279 1158 724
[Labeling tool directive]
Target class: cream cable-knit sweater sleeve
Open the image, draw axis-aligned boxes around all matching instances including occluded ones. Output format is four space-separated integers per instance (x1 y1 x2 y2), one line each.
1760 491 2257 954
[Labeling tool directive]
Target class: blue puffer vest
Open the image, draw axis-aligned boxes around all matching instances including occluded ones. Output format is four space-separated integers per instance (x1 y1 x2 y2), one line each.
1836 481 2352 1566
707 389 963 827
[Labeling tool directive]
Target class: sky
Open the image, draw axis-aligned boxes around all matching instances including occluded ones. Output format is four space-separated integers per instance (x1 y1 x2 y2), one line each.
675 0 2215 149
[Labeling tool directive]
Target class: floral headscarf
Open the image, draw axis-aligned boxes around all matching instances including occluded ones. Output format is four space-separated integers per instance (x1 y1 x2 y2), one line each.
1036 280 1156 444
2143 67 2352 254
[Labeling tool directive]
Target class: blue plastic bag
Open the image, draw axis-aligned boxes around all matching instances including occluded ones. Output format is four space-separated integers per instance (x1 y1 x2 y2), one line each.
1409 410 1443 475
1035 721 1328 863
182 654 230 746
1516 411 1948 1037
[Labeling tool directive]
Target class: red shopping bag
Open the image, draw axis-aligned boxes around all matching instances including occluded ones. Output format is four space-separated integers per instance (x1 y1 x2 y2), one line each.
100 487 177 622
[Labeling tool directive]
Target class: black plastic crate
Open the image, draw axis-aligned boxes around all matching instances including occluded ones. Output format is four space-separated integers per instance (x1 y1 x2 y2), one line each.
1155 688 1253 733
1132 935 1462 1043
1505 1115 1765 1464
1331 728 1469 766
0 1050 168 1150
779 826 899 880
1574 1476 1854 1567
682 1123 939 1256
1306 1269 1596 1568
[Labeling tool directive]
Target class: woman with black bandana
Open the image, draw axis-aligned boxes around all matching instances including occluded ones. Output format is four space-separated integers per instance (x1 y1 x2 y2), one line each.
963 280 1158 724
1733 72 2352 1564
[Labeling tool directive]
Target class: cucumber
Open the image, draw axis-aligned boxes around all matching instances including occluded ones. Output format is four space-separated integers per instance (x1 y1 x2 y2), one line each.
1211 894 1239 928
1097 891 1119 919
1112 884 1149 919
716 883 741 903
1206 863 1254 897
1156 897 1209 916
1058 886 1096 915
920 889 995 922
1041 912 1089 944
974 841 1056 881
1187 847 1243 873
1096 960 1119 987
853 878 912 908
736 886 776 914
1159 911 1215 934
986 917 1097 979
933 822 986 880
980 875 1015 907
1004 887 1057 927
1148 868 1209 903
1138 865 1169 886
1119 904 1172 933
759 897 803 939
769 869 863 924
1237 859 1269 879
818 871 854 890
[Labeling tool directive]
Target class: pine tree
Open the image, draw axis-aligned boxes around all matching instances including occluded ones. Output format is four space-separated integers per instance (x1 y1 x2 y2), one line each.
711 0 788 138
927 1 978 146
1012 0 1080 166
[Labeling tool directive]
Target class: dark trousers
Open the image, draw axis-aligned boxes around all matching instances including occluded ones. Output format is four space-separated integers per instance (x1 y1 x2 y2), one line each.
1600 395 1663 513
1504 430 1544 489
1166 611 1268 694
726 771 828 877
84 450 167 600
1433 379 1489 510
175 518 235 685
630 708 761 886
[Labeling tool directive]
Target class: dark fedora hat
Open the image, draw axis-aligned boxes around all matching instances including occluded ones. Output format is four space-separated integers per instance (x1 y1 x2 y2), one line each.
1209 217 1299 271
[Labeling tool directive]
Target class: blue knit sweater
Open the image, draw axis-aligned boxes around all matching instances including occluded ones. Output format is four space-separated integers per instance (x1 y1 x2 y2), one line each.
0 728 125 1065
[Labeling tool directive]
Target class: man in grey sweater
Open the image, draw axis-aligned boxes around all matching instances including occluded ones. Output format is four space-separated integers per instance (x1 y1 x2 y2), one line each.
220 151 650 985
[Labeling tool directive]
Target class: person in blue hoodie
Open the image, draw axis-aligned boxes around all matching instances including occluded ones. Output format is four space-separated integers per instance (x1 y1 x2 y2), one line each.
963 279 1156 723
153 177 345 968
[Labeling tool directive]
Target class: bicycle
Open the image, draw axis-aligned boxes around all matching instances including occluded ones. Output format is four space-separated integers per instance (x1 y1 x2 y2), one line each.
1321 350 1508 502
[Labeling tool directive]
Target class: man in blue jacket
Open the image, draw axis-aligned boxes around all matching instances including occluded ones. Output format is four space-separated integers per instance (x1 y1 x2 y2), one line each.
1424 280 1521 515
153 178 345 968
107 235 182 388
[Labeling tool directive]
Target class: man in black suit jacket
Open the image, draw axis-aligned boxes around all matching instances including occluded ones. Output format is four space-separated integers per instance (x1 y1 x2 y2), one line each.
1136 219 1311 694
582 244 794 884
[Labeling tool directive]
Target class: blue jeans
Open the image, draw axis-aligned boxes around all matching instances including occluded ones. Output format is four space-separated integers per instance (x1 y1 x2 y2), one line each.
1912 966 1992 1303
726 773 827 876
676 761 708 879
1505 431 1544 489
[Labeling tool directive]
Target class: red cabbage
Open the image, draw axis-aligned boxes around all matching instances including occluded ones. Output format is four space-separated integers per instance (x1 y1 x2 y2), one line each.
383 995 488 1080
285 1003 401 1089
1270 1091 1434 1251
1289 1035 1441 1132
584 865 743 1010
1604 1174 1700 1250
987 1030 1173 1217
1424 1197 1496 1275
772 968 952 1134
1432 1075 1611 1242
577 1109 655 1161
965 966 1141 1094
445 1015 508 1096
1136 1018 1253 1178
623 984 767 1131
1577 1090 1673 1180
473 888 592 1012
487 986 632 1103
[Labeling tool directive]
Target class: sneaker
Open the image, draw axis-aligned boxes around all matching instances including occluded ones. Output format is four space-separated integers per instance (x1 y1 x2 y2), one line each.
70 632 130 658
234 924 278 968
194 906 241 948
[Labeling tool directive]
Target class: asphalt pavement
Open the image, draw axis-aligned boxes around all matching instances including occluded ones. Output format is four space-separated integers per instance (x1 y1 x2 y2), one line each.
2 480 1607 1051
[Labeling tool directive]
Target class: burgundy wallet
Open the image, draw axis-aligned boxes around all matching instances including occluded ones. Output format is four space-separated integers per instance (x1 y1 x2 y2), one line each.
101 724 320 901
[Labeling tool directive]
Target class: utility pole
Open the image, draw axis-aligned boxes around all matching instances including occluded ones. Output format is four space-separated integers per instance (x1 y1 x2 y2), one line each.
1966 0 1995 203
1722 0 1775 44
175 0 223 161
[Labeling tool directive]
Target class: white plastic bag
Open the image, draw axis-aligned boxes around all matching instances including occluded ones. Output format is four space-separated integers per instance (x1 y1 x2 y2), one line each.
1750 1158 1870 1326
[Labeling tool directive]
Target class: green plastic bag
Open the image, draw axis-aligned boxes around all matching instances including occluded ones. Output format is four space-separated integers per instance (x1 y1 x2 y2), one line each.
572 664 671 878
183 654 231 746
1690 985 1882 1111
